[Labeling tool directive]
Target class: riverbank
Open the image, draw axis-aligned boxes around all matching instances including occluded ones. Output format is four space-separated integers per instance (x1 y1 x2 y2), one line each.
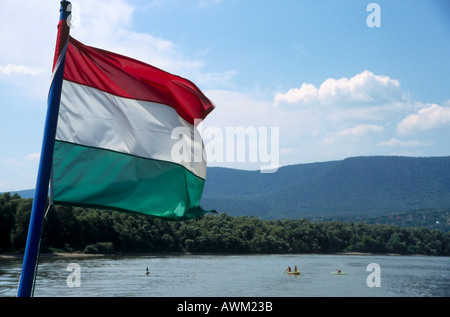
2 200 448 256
1 250 434 259
0 252 178 259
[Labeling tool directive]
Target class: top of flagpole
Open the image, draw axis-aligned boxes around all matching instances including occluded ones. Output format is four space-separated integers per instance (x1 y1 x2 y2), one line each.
52 1 71 70
60 0 72 19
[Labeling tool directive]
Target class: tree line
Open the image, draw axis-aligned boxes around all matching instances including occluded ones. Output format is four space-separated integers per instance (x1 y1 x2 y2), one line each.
1 193 449 256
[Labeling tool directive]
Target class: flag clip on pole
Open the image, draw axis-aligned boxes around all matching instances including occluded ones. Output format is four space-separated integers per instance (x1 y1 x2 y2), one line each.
17 1 71 297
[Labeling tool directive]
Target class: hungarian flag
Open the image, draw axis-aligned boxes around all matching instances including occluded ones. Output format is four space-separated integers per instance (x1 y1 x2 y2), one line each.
50 36 215 220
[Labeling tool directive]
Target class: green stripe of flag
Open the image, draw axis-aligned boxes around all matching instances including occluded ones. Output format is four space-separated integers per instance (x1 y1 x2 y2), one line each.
52 141 210 220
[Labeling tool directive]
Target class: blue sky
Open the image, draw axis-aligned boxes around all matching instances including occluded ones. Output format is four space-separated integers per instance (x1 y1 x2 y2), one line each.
0 0 449 191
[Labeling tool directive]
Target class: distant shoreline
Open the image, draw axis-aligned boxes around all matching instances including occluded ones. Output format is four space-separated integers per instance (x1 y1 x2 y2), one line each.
0 251 434 259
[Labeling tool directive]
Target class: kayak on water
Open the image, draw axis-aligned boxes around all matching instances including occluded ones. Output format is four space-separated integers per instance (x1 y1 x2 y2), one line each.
285 266 300 275
331 272 348 275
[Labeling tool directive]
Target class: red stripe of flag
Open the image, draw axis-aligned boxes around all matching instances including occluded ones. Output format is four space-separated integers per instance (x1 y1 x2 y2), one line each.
63 36 214 125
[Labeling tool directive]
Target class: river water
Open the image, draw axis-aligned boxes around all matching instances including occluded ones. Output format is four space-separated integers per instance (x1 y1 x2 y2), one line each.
0 254 448 297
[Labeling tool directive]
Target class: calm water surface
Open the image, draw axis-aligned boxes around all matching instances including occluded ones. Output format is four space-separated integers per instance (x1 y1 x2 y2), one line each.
0 254 448 297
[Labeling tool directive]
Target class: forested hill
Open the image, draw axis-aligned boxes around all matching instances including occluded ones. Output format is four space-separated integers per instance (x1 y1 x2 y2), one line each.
200 156 450 219
1 194 448 255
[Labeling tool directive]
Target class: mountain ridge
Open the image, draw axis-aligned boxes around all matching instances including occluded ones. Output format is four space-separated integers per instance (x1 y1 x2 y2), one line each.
201 155 450 219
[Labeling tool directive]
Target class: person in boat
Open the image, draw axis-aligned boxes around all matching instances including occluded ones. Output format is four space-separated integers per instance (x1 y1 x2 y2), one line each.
337 269 341 274
286 266 292 272
294 266 298 273
145 267 150 276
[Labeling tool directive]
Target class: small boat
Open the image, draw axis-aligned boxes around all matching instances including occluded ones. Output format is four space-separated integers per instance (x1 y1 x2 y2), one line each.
331 272 348 275
286 270 300 275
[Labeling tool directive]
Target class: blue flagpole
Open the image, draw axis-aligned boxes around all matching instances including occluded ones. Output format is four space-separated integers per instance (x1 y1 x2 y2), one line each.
17 1 71 297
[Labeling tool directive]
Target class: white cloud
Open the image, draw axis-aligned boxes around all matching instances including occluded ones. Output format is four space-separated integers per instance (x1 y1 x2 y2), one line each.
269 70 436 163
274 70 404 106
336 124 384 137
26 153 41 161
0 64 46 76
323 124 384 145
397 104 450 134
378 138 432 147
274 83 318 105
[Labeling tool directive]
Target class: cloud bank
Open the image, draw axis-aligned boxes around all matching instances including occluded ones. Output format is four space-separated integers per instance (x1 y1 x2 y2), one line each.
397 104 450 134
274 70 405 106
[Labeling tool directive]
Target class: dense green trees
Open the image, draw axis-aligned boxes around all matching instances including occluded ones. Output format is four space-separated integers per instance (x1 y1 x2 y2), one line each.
0 193 448 256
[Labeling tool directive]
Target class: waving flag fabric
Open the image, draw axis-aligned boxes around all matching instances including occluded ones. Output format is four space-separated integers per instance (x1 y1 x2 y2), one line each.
51 36 215 220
